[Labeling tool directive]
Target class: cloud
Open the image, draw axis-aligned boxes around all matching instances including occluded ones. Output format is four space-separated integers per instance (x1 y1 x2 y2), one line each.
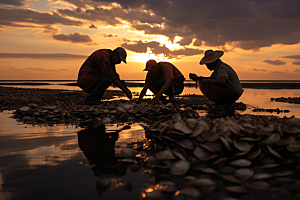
251 68 266 71
263 59 286 65
0 7 82 28
89 24 97 29
0 0 25 6
1 0 300 51
293 62 300 65
84 0 300 50
100 33 118 37
52 32 96 44
294 69 300 72
0 53 87 59
271 71 286 73
282 55 300 60
121 40 203 59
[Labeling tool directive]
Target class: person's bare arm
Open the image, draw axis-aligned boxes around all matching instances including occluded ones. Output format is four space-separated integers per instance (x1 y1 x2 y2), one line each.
152 78 172 103
113 79 132 99
138 86 149 100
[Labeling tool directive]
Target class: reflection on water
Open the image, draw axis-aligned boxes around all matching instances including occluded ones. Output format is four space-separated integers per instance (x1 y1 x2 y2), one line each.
0 111 148 199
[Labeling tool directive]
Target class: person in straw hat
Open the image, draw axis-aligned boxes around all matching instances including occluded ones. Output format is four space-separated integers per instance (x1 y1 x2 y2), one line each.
77 47 132 105
189 50 244 104
138 59 185 103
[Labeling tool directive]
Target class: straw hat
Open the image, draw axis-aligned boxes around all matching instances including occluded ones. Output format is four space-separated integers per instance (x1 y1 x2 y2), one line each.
144 59 157 71
114 47 127 63
200 50 224 65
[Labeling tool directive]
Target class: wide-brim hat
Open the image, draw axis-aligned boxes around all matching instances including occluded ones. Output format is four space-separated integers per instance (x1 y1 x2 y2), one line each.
200 50 224 65
144 59 157 71
114 47 127 63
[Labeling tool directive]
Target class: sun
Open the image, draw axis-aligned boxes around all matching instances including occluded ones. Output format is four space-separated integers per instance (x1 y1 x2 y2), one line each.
130 48 172 63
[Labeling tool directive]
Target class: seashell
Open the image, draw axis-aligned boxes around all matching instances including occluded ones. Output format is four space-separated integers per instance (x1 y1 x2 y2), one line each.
174 121 193 134
222 175 242 184
205 154 219 161
260 133 281 145
102 117 112 124
220 136 232 151
233 140 253 152
110 110 118 114
252 173 273 180
172 146 187 160
245 181 270 190
247 148 261 160
158 181 177 193
222 120 243 135
225 185 248 193
202 131 220 142
239 136 261 141
274 170 294 177
156 148 176 160
185 118 198 130
172 113 182 123
117 106 126 112
122 147 137 158
258 124 275 134
194 146 210 161
177 139 195 150
196 167 217 174
230 159 252 167
32 112 40 116
28 103 38 107
190 120 210 137
211 157 228 166
234 168 254 179
186 178 216 187
170 160 190 175
122 104 133 110
22 116 32 121
19 106 30 112
267 145 282 159
200 143 217 153
145 156 159 164
259 163 279 169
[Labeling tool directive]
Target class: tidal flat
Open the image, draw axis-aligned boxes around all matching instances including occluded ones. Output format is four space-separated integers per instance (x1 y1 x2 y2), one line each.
1 86 300 200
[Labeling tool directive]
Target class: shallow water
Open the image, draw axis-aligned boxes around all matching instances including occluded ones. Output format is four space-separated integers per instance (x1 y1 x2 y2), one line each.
1 84 300 199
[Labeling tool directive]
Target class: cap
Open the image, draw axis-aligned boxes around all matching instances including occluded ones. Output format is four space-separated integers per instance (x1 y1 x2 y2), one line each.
114 47 127 64
144 59 157 71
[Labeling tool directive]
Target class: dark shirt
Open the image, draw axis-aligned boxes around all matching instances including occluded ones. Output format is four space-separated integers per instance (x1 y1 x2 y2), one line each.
77 49 120 91
144 62 184 87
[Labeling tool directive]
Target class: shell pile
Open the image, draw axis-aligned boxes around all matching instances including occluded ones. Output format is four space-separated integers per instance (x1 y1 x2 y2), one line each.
12 101 201 126
116 114 300 200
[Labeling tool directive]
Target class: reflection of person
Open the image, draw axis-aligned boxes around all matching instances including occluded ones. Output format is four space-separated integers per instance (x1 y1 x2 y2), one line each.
77 47 132 105
189 50 244 105
77 124 125 177
138 60 185 103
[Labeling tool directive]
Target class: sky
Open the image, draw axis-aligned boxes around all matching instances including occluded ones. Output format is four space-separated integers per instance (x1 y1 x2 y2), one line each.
0 0 300 80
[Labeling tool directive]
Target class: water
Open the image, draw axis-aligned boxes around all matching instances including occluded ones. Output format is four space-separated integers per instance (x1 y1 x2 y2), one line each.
0 82 300 199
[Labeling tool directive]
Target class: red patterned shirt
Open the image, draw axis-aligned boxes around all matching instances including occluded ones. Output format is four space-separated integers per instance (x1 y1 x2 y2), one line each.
77 49 120 91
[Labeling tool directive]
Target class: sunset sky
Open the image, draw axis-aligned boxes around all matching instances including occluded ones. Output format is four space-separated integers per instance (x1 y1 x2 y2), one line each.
0 0 300 80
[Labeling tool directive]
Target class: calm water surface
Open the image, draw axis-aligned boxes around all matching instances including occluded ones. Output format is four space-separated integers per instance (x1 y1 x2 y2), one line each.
1 84 300 199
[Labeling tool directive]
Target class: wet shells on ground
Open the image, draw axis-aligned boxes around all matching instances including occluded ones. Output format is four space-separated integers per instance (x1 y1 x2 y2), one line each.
170 160 190 175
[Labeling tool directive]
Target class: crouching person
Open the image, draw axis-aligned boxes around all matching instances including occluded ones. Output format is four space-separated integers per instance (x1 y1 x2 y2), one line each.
189 50 244 105
77 47 132 105
139 59 185 104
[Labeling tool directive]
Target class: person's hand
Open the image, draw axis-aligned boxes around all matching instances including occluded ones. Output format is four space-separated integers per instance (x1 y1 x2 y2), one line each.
189 73 199 82
125 89 132 100
151 95 160 104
